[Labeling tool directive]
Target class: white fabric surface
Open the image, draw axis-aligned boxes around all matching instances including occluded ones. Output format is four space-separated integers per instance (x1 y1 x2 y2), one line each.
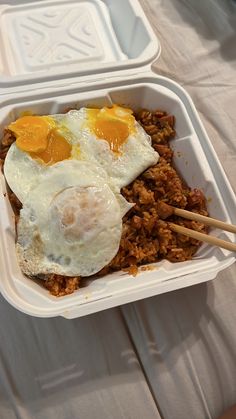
0 1 236 418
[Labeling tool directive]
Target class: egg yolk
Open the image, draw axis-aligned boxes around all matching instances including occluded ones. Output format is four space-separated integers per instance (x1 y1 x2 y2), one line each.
94 119 129 153
31 129 72 165
88 105 136 154
8 116 52 153
8 115 72 165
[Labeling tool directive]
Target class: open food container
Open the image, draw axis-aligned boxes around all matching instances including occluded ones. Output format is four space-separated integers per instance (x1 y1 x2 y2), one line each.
0 0 236 318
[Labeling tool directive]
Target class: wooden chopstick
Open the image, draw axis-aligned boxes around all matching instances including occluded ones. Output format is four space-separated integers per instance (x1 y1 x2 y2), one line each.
172 207 236 234
169 223 236 252
157 202 236 252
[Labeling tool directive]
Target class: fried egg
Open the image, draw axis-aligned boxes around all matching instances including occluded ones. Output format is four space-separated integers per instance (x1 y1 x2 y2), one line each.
5 114 74 203
4 105 158 278
16 160 133 277
4 106 159 202
57 106 159 189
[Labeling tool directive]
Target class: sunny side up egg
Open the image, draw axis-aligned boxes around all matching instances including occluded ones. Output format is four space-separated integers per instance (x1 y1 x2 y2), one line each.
16 161 133 277
4 105 159 278
4 114 76 203
59 106 159 190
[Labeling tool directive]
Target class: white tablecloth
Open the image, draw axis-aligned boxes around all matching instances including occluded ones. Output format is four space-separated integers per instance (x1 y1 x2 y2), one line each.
1 1 236 418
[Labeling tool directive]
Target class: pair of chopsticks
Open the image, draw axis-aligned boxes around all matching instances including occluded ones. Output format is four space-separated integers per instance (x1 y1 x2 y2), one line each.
165 205 236 252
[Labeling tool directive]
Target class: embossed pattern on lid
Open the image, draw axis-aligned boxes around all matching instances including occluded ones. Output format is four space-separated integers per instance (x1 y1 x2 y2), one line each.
2 2 124 74
0 0 160 90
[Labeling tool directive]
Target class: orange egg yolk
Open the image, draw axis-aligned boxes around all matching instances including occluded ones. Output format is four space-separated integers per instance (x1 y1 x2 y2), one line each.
8 115 72 165
94 119 129 153
8 116 51 153
88 105 136 154
31 129 72 165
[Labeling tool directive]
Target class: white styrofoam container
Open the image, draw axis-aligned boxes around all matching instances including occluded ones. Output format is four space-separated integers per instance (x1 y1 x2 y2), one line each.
0 0 235 318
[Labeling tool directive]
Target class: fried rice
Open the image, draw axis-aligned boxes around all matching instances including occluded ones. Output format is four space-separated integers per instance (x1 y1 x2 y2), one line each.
0 108 208 296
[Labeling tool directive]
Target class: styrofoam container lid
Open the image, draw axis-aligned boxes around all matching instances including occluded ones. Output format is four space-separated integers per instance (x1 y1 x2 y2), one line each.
0 0 160 93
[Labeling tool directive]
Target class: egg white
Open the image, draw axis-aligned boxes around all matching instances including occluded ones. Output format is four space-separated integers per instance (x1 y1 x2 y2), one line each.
4 143 47 204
